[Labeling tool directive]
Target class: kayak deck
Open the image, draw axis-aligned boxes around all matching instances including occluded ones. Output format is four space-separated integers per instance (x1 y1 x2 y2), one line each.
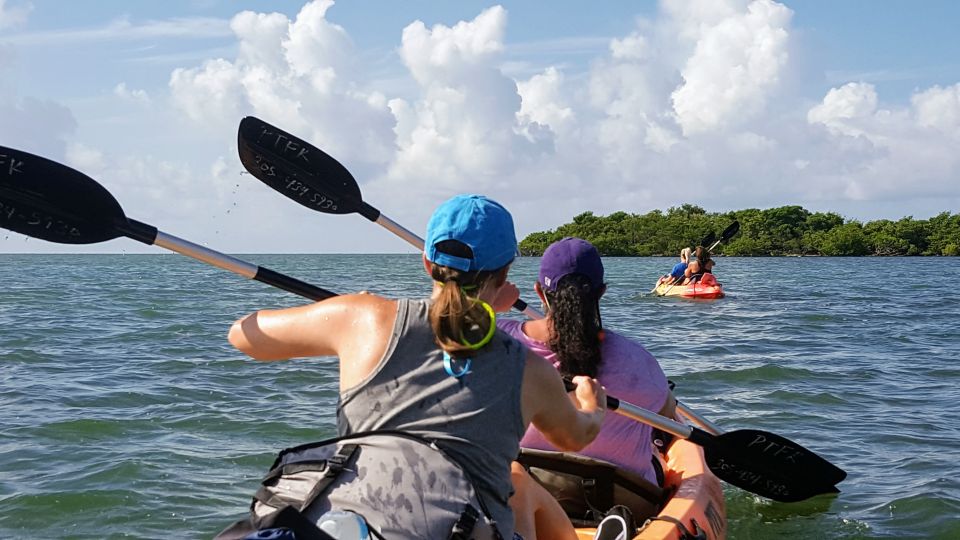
574 438 727 540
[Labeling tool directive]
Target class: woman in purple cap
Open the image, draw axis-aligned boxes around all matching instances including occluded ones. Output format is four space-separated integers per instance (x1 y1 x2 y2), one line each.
497 237 677 537
228 196 606 540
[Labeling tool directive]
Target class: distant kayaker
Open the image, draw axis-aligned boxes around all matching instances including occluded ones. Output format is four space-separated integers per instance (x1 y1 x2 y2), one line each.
660 247 691 285
227 195 606 540
683 246 716 284
495 237 677 539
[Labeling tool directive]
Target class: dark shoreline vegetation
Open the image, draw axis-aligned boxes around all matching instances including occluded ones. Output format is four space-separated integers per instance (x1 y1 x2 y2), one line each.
518 204 960 257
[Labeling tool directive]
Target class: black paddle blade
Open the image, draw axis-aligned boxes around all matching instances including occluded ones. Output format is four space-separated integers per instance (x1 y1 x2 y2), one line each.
720 220 740 242
699 231 716 249
237 117 372 218
693 428 846 503
0 146 126 244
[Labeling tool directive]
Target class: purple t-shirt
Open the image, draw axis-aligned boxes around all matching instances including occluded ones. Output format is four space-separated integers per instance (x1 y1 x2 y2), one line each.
498 319 669 483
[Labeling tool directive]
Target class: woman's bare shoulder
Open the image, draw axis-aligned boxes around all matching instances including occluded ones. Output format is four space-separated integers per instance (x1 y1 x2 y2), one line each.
333 293 398 323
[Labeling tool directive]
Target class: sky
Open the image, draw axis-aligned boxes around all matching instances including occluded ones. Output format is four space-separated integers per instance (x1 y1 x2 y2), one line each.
1 0 959 254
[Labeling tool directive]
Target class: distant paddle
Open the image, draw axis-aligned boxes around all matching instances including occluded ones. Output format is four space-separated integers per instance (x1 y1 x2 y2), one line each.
701 231 717 251
0 145 335 301
563 379 846 502
709 220 740 251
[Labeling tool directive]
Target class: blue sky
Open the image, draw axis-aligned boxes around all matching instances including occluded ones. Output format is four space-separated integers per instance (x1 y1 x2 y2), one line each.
2 0 959 253
10 1 960 100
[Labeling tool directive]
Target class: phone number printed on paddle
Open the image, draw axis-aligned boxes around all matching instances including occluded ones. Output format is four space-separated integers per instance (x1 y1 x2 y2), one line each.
709 457 794 499
0 155 84 240
244 125 340 211
0 199 84 240
250 152 339 211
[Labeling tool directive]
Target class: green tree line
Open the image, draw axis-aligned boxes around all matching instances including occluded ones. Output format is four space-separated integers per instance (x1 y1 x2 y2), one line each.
519 204 960 256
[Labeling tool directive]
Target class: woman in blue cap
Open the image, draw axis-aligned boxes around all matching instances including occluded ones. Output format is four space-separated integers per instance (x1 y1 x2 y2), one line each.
228 195 606 540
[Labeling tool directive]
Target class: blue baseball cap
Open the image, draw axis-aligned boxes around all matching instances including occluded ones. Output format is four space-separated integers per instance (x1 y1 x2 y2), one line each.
538 237 604 292
425 194 518 272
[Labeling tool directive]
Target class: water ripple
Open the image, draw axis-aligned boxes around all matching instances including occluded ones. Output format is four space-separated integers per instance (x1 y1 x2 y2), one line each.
1 254 958 538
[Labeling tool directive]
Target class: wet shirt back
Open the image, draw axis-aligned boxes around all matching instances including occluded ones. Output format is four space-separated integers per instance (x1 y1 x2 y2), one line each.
338 298 527 538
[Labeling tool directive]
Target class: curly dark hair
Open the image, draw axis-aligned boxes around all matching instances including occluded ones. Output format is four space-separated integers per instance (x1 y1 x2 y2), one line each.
544 274 603 378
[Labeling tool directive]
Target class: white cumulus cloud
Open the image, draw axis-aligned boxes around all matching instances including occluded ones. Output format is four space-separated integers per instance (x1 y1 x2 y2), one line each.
807 82 878 136
7 0 960 253
670 0 792 135
385 5 537 193
805 82 960 202
516 67 572 130
168 0 395 171
912 83 960 136
609 32 649 61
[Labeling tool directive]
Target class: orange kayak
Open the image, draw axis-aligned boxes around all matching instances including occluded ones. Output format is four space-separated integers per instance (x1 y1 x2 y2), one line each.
574 438 727 540
654 275 724 299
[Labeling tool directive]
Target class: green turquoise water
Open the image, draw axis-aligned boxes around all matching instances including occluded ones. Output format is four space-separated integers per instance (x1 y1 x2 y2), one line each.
1 254 958 538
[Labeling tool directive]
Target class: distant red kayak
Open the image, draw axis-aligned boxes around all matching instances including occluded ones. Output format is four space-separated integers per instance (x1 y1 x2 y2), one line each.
653 275 724 299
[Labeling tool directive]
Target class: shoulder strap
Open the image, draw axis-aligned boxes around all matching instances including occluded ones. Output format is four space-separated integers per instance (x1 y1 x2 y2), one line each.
448 504 479 540
259 430 505 539
299 444 360 511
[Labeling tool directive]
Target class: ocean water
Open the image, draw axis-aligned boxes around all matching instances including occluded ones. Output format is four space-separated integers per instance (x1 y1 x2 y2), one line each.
1 254 958 539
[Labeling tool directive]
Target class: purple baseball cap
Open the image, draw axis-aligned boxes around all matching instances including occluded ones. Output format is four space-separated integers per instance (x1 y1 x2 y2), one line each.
538 237 604 292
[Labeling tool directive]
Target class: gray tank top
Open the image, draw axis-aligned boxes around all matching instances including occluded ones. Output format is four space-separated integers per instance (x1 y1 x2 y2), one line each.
337 298 527 535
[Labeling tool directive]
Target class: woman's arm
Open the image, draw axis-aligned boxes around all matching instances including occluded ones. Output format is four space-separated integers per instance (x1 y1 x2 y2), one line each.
230 295 349 360
228 294 396 359
521 352 606 451
658 390 678 420
228 294 397 390
490 281 521 313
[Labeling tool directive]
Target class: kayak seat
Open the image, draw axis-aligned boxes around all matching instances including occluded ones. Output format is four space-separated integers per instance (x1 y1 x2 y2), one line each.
698 273 717 286
517 448 666 528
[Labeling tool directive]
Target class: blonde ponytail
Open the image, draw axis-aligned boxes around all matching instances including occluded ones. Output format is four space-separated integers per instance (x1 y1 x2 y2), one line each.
428 263 496 358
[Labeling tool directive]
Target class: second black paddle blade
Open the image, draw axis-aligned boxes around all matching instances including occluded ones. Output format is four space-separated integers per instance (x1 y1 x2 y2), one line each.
695 428 847 503
720 220 740 242
700 231 717 249
0 146 125 244
237 116 362 216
